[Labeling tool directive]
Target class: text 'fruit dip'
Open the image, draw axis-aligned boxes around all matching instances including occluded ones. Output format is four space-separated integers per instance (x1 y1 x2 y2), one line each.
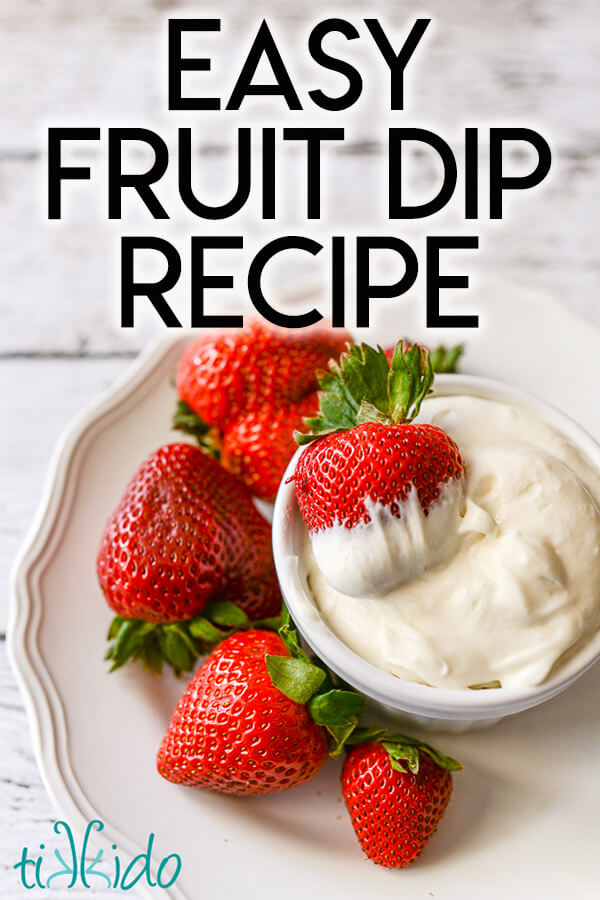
301 394 600 689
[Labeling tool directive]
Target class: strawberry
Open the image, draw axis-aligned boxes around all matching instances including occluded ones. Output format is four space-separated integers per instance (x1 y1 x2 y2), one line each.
341 734 462 868
220 393 318 496
156 630 330 795
293 341 466 594
174 321 351 502
97 443 282 673
157 611 369 794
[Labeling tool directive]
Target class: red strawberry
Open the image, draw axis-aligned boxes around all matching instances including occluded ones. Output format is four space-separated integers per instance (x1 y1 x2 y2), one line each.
97 443 282 672
221 393 318 496
175 321 351 501
293 342 465 594
341 735 462 868
157 630 330 795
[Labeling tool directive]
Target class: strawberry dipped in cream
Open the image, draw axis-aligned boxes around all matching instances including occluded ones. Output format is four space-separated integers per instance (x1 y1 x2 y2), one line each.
292 342 600 690
293 342 466 597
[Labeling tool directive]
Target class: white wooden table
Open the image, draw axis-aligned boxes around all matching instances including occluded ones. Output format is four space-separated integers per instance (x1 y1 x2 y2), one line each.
1 1 598 897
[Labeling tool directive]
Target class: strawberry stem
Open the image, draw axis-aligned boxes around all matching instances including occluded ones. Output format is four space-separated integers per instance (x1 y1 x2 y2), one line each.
106 602 285 676
346 729 463 774
172 399 222 459
297 341 434 444
266 607 364 755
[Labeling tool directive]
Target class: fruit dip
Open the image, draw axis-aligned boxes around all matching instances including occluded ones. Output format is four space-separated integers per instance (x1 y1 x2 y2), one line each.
300 393 600 690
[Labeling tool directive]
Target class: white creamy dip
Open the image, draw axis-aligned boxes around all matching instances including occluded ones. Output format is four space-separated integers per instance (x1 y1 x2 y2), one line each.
310 481 465 597
301 394 600 689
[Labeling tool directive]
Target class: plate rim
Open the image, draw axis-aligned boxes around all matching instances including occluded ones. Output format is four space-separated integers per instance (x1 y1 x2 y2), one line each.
7 333 192 900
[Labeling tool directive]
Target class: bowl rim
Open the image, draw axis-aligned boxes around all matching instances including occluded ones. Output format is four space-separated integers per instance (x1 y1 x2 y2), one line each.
272 373 600 720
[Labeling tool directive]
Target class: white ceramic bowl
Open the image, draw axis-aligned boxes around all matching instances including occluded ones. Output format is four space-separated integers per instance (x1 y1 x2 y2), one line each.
272 375 600 731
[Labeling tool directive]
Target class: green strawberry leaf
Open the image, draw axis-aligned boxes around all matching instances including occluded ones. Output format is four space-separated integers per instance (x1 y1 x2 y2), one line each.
106 615 125 641
341 343 391 418
105 601 285 676
172 399 221 459
252 614 285 631
277 612 334 691
278 617 314 665
296 369 358 445
382 740 422 774
312 664 335 694
166 623 201 657
430 344 463 374
308 689 365 755
389 343 433 423
319 365 362 422
265 655 327 704
138 632 164 675
356 400 391 426
382 733 463 774
344 726 387 746
297 340 434 442
308 689 364 726
188 617 227 644
159 630 195 676
327 721 361 757
107 620 150 671
340 724 463 773
202 600 249 628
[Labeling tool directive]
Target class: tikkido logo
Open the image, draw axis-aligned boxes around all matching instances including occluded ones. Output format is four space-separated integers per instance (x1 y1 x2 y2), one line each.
12 820 182 891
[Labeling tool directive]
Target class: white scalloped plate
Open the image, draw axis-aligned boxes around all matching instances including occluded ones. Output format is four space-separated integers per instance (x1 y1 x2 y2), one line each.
9 283 600 900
